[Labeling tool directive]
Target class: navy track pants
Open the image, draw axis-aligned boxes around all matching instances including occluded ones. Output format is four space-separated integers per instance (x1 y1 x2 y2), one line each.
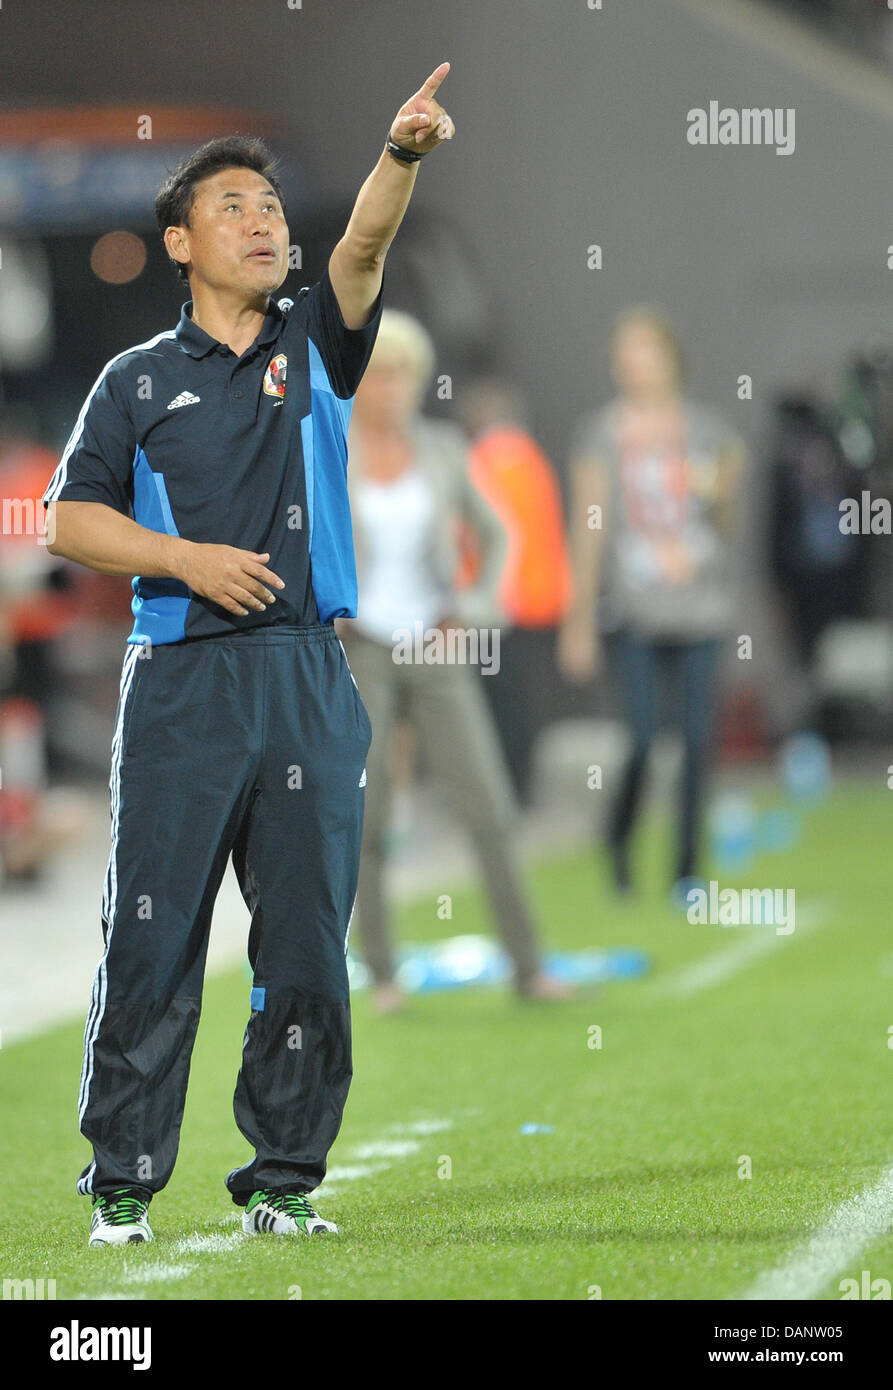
76 622 371 1204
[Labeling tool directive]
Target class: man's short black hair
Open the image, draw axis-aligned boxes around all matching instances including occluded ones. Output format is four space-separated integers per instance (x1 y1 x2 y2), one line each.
155 134 286 288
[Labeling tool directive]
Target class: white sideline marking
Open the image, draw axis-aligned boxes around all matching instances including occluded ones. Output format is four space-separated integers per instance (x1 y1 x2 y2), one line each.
316 1121 453 1199
741 1163 893 1300
118 1262 196 1284
80 1118 455 1286
71 1120 457 1293
644 902 829 1001
350 1140 421 1159
174 1233 245 1255
389 1119 453 1136
647 933 787 1000
325 1162 391 1182
313 1161 397 1200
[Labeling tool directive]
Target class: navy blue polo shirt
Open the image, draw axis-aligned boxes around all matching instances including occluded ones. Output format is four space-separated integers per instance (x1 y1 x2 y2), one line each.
43 264 384 645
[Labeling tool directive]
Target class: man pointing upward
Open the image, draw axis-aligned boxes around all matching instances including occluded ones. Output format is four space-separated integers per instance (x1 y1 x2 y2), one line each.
44 66 454 1246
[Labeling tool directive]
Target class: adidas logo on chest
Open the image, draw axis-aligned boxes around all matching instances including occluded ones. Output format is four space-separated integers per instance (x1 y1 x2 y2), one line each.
167 391 201 410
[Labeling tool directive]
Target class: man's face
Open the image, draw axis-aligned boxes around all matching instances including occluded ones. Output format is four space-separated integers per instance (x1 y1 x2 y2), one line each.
167 167 290 298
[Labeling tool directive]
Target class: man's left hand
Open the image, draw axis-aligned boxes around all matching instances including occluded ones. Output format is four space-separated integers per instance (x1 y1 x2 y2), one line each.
390 62 455 155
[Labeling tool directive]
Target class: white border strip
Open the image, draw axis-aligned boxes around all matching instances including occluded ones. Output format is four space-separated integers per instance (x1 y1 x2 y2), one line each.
742 1163 893 1300
642 901 829 1001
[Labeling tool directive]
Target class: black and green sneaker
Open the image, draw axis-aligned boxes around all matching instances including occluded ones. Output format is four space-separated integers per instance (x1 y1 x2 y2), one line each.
88 1188 153 1247
243 1189 337 1236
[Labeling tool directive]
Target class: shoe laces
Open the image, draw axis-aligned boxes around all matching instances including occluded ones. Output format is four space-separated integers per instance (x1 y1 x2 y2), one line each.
265 1190 316 1223
94 1188 148 1226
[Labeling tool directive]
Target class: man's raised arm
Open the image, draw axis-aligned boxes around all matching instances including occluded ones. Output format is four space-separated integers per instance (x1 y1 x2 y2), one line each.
328 61 455 330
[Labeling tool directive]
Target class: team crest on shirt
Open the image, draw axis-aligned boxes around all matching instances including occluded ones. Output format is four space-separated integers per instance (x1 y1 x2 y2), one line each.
263 353 287 398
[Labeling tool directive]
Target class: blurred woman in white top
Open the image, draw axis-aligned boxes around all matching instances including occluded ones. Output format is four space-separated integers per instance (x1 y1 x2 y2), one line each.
339 309 570 1013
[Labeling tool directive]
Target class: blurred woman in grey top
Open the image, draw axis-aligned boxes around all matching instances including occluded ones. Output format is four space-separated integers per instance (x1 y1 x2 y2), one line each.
339 309 570 1012
559 306 746 893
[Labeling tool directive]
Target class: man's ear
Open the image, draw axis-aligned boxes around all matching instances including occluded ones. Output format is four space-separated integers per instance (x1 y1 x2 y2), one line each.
163 225 190 273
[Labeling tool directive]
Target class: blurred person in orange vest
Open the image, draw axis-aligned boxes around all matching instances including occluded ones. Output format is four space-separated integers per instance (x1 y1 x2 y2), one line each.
456 379 573 807
0 421 84 880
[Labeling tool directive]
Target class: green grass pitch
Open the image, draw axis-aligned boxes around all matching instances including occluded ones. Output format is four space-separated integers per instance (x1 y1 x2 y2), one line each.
1 781 891 1300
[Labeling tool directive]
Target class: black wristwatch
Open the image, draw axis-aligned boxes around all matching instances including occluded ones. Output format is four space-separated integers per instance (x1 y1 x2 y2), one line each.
385 130 425 164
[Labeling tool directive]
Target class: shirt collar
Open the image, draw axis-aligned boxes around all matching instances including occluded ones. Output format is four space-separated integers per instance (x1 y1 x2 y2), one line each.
175 295 285 359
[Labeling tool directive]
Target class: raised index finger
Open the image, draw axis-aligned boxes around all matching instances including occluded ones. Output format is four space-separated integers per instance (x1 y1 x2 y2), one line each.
417 61 450 100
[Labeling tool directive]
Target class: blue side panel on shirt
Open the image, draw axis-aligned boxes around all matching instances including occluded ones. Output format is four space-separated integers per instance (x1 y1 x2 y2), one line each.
304 338 358 624
300 413 315 548
129 446 190 646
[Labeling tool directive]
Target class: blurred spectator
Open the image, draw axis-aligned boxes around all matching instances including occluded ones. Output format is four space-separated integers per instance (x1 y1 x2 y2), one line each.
558 306 746 894
0 420 84 879
0 428 78 695
456 378 573 806
836 339 893 491
768 391 869 667
339 309 570 1012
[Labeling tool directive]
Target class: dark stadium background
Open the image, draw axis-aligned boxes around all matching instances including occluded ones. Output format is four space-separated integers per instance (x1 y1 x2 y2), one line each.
3 0 893 760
